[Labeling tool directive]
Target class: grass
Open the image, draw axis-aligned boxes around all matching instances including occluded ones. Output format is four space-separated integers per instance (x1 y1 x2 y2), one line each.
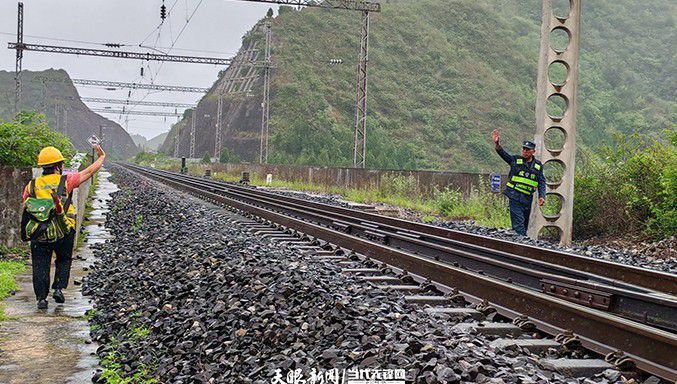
98 327 157 384
203 167 511 228
131 214 143 234
0 259 27 320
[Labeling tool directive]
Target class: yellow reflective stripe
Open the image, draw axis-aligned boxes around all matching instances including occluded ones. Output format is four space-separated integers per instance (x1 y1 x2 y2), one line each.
511 176 539 187
516 159 523 165
506 182 532 195
534 163 542 171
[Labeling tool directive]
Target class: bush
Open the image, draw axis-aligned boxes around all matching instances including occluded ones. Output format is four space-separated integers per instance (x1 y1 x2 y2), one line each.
133 151 157 164
573 131 676 239
0 112 74 167
433 177 510 228
219 147 241 164
200 152 212 164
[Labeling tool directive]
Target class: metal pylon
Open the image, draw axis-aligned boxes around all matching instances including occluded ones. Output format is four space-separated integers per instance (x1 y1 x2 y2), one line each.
353 10 370 168
14 2 24 115
527 0 582 245
174 127 180 157
189 109 196 158
214 95 224 158
259 22 272 164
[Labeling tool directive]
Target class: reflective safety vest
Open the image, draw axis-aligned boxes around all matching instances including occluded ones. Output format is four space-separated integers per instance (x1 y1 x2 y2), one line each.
506 158 542 195
28 174 76 230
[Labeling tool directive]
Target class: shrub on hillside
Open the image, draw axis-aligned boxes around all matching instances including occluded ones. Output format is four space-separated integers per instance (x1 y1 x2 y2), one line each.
219 148 241 164
573 131 676 239
0 112 74 167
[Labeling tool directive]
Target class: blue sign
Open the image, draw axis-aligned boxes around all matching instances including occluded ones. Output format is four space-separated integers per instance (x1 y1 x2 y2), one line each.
491 174 502 193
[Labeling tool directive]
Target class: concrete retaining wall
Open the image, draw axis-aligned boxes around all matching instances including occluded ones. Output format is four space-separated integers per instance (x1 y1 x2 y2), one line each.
0 167 33 248
208 163 508 197
0 167 90 249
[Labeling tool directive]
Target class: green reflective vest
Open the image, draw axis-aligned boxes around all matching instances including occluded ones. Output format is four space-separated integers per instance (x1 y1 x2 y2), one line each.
506 158 542 195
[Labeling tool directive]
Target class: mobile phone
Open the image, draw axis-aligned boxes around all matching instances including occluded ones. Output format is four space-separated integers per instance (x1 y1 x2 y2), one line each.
88 135 100 146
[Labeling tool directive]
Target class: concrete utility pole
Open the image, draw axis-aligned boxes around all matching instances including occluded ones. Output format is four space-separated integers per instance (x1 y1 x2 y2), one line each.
527 0 582 245
259 22 272 164
14 2 24 115
353 10 370 168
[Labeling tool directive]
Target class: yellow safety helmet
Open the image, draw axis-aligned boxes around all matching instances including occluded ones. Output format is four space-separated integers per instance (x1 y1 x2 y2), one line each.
37 146 66 166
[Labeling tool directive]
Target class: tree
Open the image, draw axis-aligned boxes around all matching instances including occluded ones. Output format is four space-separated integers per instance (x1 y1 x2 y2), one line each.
0 112 74 167
219 147 241 164
200 152 212 164
267 7 274 18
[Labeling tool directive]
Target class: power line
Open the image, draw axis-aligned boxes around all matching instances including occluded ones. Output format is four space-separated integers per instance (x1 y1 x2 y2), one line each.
36 77 210 93
8 42 234 65
92 108 182 117
81 97 196 108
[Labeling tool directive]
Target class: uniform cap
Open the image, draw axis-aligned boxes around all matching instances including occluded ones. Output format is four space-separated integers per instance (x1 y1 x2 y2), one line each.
522 140 536 150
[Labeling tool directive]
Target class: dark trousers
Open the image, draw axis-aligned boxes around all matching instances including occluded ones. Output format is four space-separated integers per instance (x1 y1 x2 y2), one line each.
30 230 75 301
509 198 532 236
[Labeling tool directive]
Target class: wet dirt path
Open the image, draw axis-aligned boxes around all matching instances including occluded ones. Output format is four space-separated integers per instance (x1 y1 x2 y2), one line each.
0 170 118 384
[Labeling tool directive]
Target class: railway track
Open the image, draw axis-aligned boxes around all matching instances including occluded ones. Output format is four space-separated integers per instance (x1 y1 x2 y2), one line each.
122 163 677 381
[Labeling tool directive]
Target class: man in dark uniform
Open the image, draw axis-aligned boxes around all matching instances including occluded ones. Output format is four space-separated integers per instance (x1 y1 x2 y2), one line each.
491 130 546 236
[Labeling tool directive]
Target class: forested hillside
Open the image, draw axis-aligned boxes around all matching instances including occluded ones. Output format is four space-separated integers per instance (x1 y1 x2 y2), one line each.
0 69 138 159
165 0 675 171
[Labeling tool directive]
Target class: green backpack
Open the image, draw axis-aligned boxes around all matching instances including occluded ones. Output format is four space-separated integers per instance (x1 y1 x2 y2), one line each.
20 175 72 243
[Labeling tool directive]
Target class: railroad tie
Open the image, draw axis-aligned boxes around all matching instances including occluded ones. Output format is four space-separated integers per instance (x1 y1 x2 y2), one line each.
341 268 382 275
361 276 401 284
539 358 614 377
375 284 422 293
452 322 523 337
404 295 451 305
489 339 561 354
424 307 485 321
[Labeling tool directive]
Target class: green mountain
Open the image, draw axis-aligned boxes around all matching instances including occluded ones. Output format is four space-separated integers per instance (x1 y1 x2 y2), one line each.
164 0 675 172
0 69 138 159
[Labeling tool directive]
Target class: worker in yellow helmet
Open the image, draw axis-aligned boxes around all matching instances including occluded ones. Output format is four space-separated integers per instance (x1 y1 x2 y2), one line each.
22 144 105 309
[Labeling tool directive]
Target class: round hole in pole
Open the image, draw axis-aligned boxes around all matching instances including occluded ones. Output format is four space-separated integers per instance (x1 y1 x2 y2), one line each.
544 126 567 153
546 93 568 121
543 159 566 186
549 27 571 53
538 226 562 242
540 192 564 219
552 0 572 20
548 60 569 87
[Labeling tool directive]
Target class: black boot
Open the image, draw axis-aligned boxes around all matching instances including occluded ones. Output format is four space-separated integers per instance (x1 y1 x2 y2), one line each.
53 289 65 304
37 299 48 309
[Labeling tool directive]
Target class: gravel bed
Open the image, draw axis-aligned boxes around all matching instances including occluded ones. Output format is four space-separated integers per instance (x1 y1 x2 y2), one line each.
83 167 623 383
254 186 676 274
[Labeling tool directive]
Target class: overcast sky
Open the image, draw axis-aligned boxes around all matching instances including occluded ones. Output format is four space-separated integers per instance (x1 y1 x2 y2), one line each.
0 0 279 139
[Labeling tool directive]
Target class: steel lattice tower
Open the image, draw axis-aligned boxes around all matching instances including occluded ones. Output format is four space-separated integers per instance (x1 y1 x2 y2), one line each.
259 22 272 164
353 10 370 168
14 2 23 114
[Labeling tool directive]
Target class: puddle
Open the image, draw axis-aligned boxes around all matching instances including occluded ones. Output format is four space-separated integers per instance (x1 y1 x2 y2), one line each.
0 169 117 384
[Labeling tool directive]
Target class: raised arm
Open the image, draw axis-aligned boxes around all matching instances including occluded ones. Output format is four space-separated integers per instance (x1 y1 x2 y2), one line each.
79 145 106 185
492 129 514 165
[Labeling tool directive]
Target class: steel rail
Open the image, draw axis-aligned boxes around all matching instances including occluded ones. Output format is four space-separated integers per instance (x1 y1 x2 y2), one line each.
121 163 677 381
122 164 677 332
183 169 677 295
